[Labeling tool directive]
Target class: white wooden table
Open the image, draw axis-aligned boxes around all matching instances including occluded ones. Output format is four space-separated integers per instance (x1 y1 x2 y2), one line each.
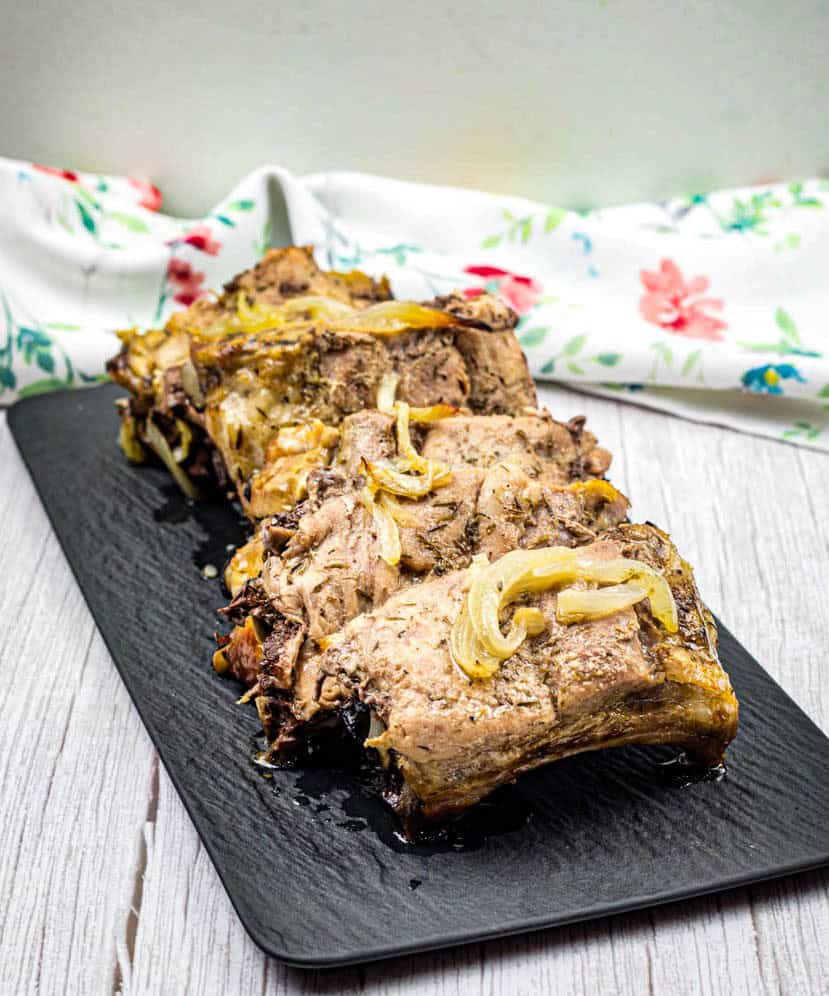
1 384 827 996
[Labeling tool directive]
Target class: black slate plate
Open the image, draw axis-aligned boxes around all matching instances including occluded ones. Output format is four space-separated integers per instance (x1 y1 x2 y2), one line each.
9 384 829 968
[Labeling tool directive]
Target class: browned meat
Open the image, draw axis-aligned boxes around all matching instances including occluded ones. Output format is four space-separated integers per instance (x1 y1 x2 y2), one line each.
335 409 609 482
196 314 538 518
421 292 535 413
419 412 611 480
109 247 540 517
213 618 262 687
428 290 518 331
335 411 398 476
108 246 736 837
272 524 737 825
107 248 392 498
239 472 628 713
108 246 391 406
167 245 393 336
219 407 620 690
258 469 628 648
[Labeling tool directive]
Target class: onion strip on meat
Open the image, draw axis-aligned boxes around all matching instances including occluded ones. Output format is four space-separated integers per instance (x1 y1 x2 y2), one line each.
361 401 456 565
555 581 649 624
235 295 456 338
236 293 354 333
451 547 678 679
361 481 402 566
376 372 399 413
334 300 455 335
145 417 200 499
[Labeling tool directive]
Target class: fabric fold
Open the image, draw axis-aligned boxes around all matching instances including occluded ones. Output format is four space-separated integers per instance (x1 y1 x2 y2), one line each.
0 156 826 449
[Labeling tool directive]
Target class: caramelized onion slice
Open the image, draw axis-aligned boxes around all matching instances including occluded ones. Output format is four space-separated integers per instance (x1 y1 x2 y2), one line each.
363 458 451 498
453 547 679 679
118 414 146 464
408 403 459 423
555 581 649 624
378 492 420 527
393 400 456 476
361 400 455 565
335 300 454 335
450 603 502 680
362 485 401 566
224 536 265 597
538 556 678 631
466 548 581 658
179 358 205 408
236 293 355 332
376 372 399 413
145 417 200 499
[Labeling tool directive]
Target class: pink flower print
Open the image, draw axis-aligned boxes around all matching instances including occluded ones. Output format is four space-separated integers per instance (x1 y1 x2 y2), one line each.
462 265 543 316
33 163 79 182
167 257 206 306
171 224 221 256
128 177 162 212
639 258 727 341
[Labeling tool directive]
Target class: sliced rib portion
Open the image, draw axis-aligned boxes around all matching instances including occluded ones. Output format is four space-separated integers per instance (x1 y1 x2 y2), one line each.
108 246 392 417
194 310 536 517
335 409 611 483
260 523 737 826
107 246 393 496
108 247 538 514
217 408 621 691
168 244 393 337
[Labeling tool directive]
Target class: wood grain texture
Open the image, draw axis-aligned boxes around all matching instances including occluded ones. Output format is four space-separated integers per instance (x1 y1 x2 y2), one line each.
1 383 827 995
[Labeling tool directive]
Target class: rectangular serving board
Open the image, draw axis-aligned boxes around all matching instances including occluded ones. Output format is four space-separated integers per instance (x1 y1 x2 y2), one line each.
9 384 829 968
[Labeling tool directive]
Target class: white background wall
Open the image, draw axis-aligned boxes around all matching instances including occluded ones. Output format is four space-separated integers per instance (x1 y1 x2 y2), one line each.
1 0 827 216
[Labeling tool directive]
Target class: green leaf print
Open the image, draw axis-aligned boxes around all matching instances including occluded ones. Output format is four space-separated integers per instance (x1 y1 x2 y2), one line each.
504 213 533 243
538 340 619 379
73 185 102 211
107 212 150 234
773 233 801 252
18 377 67 398
544 207 567 232
739 307 822 358
681 348 702 376
79 371 109 384
648 341 674 380
0 288 84 398
226 199 255 212
481 205 567 249
214 214 235 226
518 326 548 348
782 421 823 442
255 218 273 258
75 198 97 235
774 308 799 342
36 350 55 373
562 334 586 356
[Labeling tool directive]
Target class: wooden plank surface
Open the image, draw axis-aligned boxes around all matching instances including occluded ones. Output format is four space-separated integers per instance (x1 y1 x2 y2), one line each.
1 384 827 996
